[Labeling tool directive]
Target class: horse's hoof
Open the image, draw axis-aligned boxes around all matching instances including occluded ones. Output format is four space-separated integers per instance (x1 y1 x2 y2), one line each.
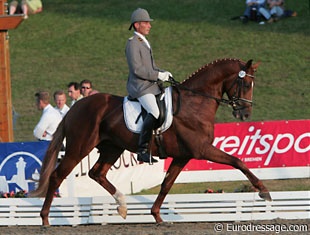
40 225 50 230
259 191 272 201
156 221 172 227
117 205 127 219
41 220 50 227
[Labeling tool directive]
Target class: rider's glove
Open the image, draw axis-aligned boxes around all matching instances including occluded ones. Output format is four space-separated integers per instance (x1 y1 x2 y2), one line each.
158 71 172 82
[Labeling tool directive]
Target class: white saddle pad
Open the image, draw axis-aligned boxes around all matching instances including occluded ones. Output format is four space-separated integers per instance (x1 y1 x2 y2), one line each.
123 87 173 133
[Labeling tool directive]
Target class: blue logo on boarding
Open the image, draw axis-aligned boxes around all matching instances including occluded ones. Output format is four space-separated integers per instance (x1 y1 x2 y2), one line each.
0 142 49 194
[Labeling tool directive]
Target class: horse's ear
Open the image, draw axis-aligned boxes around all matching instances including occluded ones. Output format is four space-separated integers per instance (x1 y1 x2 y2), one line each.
252 61 261 71
245 59 253 69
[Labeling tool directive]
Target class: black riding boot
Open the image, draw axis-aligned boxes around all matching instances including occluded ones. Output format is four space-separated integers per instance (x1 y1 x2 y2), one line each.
137 113 158 163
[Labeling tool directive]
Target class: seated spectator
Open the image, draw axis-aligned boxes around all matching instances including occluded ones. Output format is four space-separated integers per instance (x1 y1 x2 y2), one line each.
33 91 62 141
80 79 93 97
259 0 297 23
67 82 83 107
9 0 43 19
241 0 266 23
53 90 70 118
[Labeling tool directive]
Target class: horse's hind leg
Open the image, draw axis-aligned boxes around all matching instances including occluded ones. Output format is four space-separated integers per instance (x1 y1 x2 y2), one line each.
151 158 189 224
88 145 127 219
203 146 272 201
40 151 86 225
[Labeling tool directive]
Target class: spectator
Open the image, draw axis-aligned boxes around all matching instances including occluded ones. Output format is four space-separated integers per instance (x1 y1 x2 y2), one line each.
259 0 297 23
33 91 62 141
67 82 83 107
9 0 43 19
53 90 70 118
241 0 266 23
80 79 93 97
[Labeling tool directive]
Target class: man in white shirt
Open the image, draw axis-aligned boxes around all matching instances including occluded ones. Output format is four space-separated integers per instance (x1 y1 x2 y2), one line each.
53 90 70 118
33 91 62 141
67 82 83 107
242 0 266 23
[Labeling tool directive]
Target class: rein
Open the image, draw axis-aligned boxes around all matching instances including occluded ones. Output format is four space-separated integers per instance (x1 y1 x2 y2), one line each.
168 70 255 115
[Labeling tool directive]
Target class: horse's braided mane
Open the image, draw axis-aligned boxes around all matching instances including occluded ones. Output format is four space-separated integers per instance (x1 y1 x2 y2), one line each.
181 58 241 83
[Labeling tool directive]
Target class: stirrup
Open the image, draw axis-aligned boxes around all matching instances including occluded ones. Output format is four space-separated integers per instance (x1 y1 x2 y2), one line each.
137 151 158 164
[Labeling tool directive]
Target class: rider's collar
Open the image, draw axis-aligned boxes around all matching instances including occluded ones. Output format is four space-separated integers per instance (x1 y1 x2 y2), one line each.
134 31 151 49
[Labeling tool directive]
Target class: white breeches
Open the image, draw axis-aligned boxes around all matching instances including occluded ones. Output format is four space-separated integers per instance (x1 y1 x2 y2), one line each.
138 93 160 119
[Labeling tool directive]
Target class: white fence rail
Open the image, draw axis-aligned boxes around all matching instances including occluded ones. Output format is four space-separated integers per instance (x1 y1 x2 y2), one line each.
0 191 309 226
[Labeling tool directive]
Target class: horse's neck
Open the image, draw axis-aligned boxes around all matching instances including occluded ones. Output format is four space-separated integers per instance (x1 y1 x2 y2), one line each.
181 72 226 96
183 62 236 89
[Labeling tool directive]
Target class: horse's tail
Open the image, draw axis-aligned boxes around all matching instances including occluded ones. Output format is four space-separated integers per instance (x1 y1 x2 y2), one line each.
29 119 65 197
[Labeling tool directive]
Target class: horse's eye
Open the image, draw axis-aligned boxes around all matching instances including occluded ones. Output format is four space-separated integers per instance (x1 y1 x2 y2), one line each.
243 82 252 90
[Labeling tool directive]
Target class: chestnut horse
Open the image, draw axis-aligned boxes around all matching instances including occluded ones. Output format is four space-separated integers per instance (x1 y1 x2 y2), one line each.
31 58 272 225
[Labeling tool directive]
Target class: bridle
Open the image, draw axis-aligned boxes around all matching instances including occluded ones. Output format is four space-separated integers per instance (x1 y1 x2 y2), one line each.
225 70 255 111
168 70 255 114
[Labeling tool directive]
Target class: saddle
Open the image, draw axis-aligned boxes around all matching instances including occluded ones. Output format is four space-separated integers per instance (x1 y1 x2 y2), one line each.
123 87 173 159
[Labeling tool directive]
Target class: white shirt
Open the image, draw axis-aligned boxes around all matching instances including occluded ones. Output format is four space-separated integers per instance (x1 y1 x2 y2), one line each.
33 104 62 141
70 94 83 107
55 104 70 118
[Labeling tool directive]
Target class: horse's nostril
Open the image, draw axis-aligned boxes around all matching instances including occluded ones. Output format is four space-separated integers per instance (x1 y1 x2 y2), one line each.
242 113 250 120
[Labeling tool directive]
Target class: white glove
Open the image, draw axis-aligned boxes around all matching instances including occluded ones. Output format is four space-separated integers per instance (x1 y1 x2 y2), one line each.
158 71 172 82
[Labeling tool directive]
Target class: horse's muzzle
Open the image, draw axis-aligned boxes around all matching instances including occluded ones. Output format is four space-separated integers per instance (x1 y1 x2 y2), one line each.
232 107 252 121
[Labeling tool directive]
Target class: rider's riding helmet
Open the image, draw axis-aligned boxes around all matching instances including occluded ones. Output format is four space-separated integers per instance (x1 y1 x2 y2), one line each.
129 8 153 30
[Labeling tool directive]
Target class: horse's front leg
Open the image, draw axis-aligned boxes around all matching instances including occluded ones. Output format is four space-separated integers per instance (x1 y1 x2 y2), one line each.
151 158 189 224
202 145 272 201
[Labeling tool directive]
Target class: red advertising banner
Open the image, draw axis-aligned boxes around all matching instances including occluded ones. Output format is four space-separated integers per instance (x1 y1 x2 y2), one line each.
164 120 310 171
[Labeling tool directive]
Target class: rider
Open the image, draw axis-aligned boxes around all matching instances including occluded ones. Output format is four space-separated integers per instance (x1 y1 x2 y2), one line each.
126 8 172 163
